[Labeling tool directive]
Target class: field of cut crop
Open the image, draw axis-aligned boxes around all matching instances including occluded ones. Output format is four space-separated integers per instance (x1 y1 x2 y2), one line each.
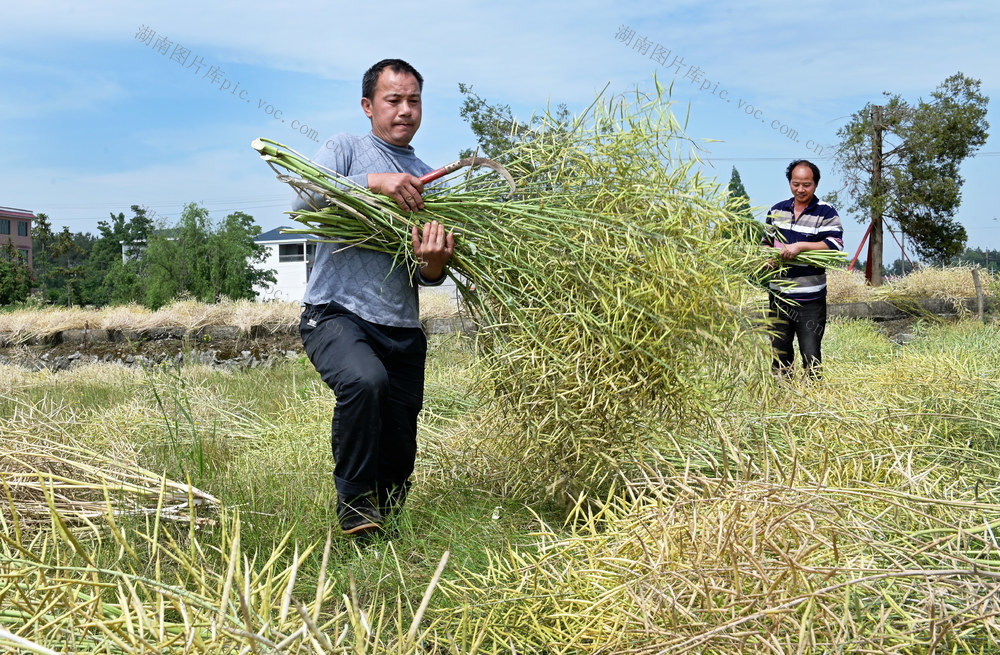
2 312 1000 653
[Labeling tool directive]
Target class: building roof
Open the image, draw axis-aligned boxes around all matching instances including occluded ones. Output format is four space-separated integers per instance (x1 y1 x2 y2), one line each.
0 206 36 220
255 226 312 243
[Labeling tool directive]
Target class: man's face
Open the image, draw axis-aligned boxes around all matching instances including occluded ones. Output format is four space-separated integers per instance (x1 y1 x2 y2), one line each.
361 68 422 147
789 164 817 205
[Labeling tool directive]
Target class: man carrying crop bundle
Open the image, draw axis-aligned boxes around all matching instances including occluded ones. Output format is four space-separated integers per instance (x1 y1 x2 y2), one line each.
764 160 844 378
294 59 454 537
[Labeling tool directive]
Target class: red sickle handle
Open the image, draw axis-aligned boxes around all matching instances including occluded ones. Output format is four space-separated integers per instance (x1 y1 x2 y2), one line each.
419 160 464 185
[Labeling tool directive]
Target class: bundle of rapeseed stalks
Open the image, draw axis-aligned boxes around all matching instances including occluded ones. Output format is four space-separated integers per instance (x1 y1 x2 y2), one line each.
751 246 848 293
254 82 770 500
763 246 848 270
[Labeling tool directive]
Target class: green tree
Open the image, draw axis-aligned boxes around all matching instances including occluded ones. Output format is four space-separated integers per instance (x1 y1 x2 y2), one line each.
457 83 576 199
30 216 94 305
0 240 33 305
143 203 274 308
724 166 762 244
958 246 1000 274
457 83 526 159
83 205 153 305
144 203 211 308
30 213 57 302
207 211 274 301
887 258 915 276
834 72 989 269
726 167 752 217
457 83 574 159
50 226 88 306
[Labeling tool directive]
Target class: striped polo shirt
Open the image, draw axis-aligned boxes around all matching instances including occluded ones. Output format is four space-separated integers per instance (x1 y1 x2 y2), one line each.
764 196 844 302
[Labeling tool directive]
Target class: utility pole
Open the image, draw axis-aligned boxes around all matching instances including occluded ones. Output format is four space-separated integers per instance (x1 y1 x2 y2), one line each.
901 231 906 275
866 105 884 286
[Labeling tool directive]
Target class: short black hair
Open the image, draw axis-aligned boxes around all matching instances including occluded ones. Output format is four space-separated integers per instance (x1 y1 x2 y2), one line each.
362 59 423 101
786 159 821 184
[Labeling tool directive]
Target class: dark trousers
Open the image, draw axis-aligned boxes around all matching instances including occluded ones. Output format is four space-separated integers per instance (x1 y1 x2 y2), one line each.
768 294 826 376
300 302 426 499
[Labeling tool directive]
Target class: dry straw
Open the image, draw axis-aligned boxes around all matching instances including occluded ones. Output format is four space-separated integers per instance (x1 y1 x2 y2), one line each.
437 456 1000 653
0 402 456 653
0 298 303 342
0 298 457 343
0 493 456 653
827 266 996 308
432 318 1000 653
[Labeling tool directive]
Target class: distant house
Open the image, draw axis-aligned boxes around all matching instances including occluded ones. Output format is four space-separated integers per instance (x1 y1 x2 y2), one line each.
253 227 315 302
252 226 463 305
0 206 35 268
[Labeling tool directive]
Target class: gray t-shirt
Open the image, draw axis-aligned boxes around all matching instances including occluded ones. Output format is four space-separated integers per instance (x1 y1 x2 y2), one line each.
295 132 435 327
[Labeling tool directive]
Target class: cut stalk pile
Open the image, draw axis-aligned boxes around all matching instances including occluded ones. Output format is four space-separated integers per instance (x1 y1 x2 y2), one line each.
0 496 452 654
254 82 771 500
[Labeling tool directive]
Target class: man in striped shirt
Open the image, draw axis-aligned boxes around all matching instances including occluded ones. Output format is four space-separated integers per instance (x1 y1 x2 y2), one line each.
764 160 844 378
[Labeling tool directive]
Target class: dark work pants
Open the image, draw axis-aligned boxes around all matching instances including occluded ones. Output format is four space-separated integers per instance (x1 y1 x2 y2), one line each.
768 294 827 377
300 302 426 499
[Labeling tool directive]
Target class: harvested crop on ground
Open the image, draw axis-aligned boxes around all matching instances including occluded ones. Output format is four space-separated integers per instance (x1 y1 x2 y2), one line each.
438 462 1000 653
827 266 995 308
431 320 1000 653
3 315 1000 652
0 298 299 340
886 266 994 313
0 438 217 534
827 268 872 304
0 493 457 653
0 296 459 342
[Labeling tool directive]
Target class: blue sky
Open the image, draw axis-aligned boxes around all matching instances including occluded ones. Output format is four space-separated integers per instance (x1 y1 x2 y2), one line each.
2 0 999 264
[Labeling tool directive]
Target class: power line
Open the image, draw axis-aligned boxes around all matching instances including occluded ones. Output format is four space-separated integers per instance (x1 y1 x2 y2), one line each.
35 198 292 224
702 156 835 162
702 151 1000 164
37 197 288 211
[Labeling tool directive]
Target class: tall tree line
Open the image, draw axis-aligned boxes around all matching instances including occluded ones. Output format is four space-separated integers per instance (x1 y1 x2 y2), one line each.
0 203 274 308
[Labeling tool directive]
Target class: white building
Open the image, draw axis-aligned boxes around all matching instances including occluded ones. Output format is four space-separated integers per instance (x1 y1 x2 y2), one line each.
253 227 315 302
253 226 462 306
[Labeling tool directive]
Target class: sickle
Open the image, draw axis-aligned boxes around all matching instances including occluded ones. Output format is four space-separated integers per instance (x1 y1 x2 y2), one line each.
419 157 516 197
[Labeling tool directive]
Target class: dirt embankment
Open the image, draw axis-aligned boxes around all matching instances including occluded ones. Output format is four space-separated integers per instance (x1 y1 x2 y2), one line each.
0 326 304 371
0 317 476 371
